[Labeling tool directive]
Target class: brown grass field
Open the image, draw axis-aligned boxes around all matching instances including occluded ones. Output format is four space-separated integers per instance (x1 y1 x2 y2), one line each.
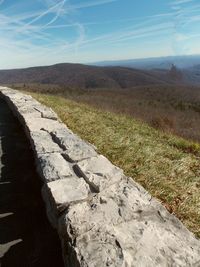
13 83 200 143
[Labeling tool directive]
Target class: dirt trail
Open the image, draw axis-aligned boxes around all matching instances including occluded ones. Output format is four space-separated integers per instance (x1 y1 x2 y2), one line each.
0 98 64 267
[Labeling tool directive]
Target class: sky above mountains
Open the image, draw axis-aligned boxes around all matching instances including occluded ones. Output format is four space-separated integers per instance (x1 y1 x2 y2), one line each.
0 0 200 69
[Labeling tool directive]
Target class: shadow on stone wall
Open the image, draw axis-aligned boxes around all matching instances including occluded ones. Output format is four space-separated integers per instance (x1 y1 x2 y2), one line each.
0 98 64 267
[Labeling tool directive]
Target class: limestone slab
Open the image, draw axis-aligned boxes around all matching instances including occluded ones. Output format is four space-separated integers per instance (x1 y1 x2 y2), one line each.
62 143 97 162
51 129 97 162
75 155 123 191
42 177 91 228
37 153 73 182
30 131 62 154
34 106 58 120
43 177 90 206
60 179 200 267
25 117 66 132
17 105 41 117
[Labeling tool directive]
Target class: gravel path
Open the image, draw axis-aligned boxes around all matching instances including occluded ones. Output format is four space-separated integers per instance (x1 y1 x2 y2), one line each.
0 98 64 267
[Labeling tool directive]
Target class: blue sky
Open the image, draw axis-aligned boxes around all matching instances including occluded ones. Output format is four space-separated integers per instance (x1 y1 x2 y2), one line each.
0 0 200 69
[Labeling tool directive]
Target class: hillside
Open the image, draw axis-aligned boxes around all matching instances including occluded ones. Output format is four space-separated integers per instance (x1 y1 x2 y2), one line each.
182 65 200 84
14 81 200 143
0 63 170 89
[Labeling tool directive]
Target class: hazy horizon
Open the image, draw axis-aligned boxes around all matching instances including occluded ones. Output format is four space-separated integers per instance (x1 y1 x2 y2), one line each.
0 53 200 71
1 0 200 69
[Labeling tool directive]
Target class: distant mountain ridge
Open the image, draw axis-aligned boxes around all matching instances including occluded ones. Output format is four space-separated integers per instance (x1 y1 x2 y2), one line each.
0 63 171 89
0 61 200 89
91 55 200 70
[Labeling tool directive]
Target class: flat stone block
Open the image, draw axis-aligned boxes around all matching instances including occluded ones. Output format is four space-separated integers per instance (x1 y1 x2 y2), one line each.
25 117 66 132
30 131 62 154
45 177 90 206
75 155 123 191
52 129 97 162
17 105 41 117
62 142 97 162
42 177 91 228
34 105 58 120
37 153 73 182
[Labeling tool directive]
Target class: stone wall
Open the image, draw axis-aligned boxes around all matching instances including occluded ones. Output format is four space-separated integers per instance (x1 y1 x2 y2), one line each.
0 87 200 267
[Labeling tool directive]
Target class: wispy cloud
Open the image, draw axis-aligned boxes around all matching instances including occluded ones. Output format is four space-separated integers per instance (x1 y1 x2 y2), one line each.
169 0 200 54
69 0 118 9
0 0 121 68
173 0 193 5
0 0 199 69
17 0 66 31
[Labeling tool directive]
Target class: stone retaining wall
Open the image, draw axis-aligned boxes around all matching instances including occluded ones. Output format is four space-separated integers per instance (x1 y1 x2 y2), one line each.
0 87 200 267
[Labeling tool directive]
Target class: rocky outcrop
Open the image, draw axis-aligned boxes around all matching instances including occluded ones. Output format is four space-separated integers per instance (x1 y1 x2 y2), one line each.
0 86 200 267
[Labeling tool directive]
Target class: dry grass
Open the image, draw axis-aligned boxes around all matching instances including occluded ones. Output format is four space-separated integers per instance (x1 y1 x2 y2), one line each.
14 83 200 142
25 91 200 238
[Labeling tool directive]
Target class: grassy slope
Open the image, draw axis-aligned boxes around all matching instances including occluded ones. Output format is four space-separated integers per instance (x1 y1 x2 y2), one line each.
27 92 200 238
14 83 200 143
